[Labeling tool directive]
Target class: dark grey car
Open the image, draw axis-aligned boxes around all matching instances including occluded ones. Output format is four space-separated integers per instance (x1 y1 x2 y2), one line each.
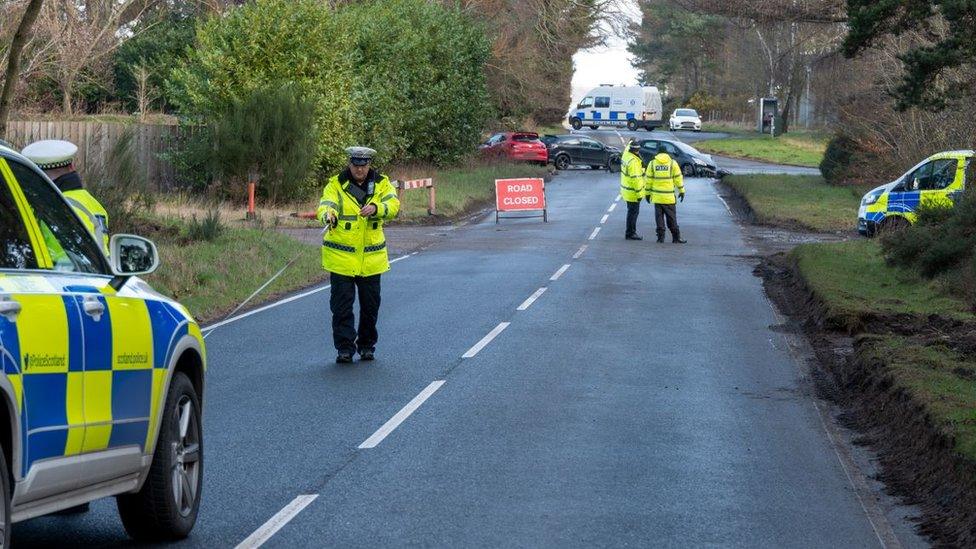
633 138 721 177
544 135 621 172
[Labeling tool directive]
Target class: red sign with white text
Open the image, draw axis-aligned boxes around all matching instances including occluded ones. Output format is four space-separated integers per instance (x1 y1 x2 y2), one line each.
495 178 546 211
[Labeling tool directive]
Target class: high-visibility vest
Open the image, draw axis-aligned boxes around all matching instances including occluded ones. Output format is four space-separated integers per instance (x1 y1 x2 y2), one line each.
63 189 110 254
315 170 401 277
645 153 684 205
619 150 644 202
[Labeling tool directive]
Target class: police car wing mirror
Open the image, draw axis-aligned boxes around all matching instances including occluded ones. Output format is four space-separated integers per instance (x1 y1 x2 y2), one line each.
110 234 160 277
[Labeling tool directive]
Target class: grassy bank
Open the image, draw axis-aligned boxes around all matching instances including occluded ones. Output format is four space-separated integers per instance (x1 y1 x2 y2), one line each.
696 132 827 167
790 239 976 461
723 174 861 232
142 219 326 323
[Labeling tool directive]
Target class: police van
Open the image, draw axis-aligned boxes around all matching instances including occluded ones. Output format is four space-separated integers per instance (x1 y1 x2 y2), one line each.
569 85 663 131
0 143 206 542
858 150 975 236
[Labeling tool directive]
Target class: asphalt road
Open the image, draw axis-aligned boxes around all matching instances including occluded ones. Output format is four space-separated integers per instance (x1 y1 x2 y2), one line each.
13 158 920 546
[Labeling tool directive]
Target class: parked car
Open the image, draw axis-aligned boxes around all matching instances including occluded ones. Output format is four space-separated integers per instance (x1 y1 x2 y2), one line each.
545 135 621 172
858 150 975 236
0 143 206 543
633 138 719 177
479 132 548 165
669 108 702 132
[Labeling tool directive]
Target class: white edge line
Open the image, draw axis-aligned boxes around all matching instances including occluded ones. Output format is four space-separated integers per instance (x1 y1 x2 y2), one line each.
359 380 446 448
202 254 413 336
517 287 547 311
716 193 733 216
588 227 601 240
600 214 609 224
550 264 571 281
462 322 510 359
608 203 617 212
235 494 318 549
573 244 588 259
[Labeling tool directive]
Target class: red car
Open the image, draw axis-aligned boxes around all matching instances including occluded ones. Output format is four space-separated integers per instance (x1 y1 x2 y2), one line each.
479 132 549 165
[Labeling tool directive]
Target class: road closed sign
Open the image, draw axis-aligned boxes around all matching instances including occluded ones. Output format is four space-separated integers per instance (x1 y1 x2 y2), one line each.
495 178 547 222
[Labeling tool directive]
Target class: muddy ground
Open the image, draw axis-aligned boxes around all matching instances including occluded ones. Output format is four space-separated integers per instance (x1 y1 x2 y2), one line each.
716 181 976 547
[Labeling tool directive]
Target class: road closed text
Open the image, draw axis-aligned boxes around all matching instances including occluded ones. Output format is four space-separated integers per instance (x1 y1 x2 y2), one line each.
496 178 546 211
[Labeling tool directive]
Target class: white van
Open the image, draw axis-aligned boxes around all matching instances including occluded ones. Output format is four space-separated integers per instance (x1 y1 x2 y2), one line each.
569 85 663 131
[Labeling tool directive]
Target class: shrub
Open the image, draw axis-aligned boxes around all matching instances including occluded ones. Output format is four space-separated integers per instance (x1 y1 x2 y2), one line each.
819 133 855 185
184 209 223 242
84 128 156 234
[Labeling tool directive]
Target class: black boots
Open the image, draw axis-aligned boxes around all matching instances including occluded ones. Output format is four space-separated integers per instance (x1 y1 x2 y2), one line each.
626 233 644 240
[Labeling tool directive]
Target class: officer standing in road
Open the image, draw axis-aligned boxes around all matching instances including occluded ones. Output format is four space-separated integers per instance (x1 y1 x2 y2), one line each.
316 147 401 364
645 143 687 244
620 140 645 240
22 139 110 254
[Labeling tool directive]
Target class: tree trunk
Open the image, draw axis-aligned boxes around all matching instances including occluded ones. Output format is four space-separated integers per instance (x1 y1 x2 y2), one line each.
62 81 73 115
0 0 45 138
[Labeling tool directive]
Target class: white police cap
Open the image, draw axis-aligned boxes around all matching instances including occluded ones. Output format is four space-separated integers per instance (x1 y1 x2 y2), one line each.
22 140 78 169
345 146 376 166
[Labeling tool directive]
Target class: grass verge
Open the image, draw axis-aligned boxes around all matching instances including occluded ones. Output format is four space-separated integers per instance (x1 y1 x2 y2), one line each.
143 220 326 323
723 174 861 232
695 132 827 167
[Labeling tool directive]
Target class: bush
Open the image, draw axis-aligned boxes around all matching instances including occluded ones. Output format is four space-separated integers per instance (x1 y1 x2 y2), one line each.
820 133 856 184
84 128 156 234
184 209 223 242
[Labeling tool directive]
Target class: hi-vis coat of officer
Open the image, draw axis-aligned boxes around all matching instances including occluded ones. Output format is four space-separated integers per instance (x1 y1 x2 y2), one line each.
620 140 645 240
316 147 401 364
645 143 687 244
22 140 111 254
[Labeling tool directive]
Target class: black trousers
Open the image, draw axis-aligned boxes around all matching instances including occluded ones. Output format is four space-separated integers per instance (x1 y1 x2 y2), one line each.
654 203 680 240
625 200 640 236
329 273 381 354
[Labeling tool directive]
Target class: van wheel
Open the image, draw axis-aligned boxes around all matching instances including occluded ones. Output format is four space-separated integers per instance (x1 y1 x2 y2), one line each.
117 372 202 541
554 154 571 171
589 125 599 130
878 216 910 235
0 444 10 548
570 118 582 130
626 120 637 131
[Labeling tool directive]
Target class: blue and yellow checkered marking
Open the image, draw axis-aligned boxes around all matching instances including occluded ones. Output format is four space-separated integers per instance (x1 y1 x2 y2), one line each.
0 277 193 477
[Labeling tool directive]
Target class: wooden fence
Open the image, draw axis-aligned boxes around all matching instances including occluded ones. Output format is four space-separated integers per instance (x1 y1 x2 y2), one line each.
4 120 182 191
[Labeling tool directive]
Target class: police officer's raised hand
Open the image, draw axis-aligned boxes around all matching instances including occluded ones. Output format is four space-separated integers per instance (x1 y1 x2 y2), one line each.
326 212 337 227
359 204 377 217
679 193 685 202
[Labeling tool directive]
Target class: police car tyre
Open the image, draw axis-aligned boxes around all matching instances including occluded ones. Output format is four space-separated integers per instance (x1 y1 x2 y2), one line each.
878 216 910 235
117 372 202 541
570 118 582 130
626 120 637 131
0 445 10 548
554 154 571 171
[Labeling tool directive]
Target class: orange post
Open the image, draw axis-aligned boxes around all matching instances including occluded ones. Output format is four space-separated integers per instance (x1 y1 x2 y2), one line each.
246 182 256 220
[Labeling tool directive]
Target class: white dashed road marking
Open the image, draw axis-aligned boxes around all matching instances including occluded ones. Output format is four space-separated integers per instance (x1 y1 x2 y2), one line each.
235 495 318 549
359 380 446 448
588 227 601 240
462 322 510 359
573 245 588 259
600 214 609 224
550 264 571 281
608 203 617 212
517 288 547 311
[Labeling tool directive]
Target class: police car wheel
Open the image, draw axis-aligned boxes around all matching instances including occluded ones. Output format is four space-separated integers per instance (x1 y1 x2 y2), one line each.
0 446 10 548
878 216 910 235
117 372 202 541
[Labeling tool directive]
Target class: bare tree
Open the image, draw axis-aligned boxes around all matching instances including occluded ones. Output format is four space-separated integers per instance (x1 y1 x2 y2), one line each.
0 0 45 137
131 61 157 121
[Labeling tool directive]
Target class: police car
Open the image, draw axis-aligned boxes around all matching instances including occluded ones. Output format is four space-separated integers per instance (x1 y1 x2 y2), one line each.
858 150 975 236
0 144 205 542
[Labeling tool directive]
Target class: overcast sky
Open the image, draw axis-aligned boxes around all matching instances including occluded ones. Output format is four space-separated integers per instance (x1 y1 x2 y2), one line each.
570 4 642 106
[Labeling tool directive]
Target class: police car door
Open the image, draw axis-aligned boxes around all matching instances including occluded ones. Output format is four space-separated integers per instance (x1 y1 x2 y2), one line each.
918 157 960 209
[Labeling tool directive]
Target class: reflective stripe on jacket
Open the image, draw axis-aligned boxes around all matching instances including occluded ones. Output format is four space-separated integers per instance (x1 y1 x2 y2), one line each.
619 150 644 202
315 170 401 277
645 153 684 205
63 189 110 254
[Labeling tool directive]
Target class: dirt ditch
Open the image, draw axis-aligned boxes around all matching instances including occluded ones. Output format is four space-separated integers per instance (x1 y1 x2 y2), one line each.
718 180 976 546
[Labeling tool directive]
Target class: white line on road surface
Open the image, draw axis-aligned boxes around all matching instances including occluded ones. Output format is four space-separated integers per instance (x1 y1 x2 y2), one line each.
517 287 547 311
462 322 510 359
573 245 588 259
359 380 446 449
716 193 733 216
614 195 622 203
600 214 609 224
202 254 414 337
235 495 318 549
608 203 617 212
613 129 626 147
550 264 571 281
588 227 601 240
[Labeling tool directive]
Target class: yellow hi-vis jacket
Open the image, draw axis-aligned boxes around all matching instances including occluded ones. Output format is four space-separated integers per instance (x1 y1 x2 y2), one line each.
316 170 401 277
64 189 110 254
619 150 644 202
645 152 684 205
